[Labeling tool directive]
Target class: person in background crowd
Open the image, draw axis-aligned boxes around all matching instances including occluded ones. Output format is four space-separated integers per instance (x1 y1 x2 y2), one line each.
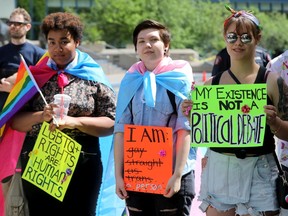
212 46 271 76
266 50 288 216
182 5 288 216
0 19 9 46
11 12 116 216
114 19 196 216
0 7 45 110
0 7 45 200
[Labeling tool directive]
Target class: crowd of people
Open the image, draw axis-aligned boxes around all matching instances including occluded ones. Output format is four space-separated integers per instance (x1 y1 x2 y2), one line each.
0 4 287 216
0 6 45 206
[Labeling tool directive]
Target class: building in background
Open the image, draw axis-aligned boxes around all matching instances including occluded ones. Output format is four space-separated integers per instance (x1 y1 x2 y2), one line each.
0 0 287 41
0 0 14 45
211 0 288 13
44 0 288 14
45 0 94 13
0 0 15 18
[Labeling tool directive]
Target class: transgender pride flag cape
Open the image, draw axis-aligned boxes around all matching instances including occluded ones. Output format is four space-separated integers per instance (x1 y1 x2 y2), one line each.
0 50 126 216
115 57 193 123
0 49 113 133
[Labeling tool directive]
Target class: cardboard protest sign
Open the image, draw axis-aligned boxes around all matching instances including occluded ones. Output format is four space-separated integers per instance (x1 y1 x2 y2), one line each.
124 124 173 194
22 121 82 201
190 84 267 147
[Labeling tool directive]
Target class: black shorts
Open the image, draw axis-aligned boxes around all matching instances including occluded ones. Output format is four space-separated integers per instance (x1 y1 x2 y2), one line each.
125 171 195 216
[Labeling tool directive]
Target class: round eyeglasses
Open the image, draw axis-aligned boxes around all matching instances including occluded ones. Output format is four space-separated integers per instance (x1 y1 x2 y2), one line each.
226 32 252 44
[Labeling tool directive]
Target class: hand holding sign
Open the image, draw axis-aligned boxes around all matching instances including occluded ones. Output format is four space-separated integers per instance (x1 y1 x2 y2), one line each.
22 122 82 201
191 84 267 148
124 124 173 195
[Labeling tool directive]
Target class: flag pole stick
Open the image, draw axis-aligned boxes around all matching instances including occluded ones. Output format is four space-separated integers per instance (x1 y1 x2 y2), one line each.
19 54 59 127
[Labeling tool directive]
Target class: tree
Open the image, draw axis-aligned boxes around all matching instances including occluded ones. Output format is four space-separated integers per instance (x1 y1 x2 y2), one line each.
17 0 46 40
79 0 233 56
257 11 288 57
81 0 144 47
16 0 288 58
80 0 196 48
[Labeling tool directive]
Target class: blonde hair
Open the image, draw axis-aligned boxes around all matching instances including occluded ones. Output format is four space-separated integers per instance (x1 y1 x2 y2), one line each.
10 7 31 23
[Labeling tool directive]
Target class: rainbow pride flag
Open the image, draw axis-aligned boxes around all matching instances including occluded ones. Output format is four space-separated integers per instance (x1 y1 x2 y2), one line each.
0 55 39 135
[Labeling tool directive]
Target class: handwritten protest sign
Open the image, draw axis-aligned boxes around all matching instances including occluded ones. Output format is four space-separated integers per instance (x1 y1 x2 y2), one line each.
22 121 81 201
124 124 173 194
190 84 267 147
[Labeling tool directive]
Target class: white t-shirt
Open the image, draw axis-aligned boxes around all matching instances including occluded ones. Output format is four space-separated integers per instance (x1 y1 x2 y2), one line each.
266 50 288 167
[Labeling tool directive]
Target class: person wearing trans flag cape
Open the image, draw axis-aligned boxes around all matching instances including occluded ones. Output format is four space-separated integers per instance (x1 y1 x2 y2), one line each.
114 19 196 216
11 12 116 216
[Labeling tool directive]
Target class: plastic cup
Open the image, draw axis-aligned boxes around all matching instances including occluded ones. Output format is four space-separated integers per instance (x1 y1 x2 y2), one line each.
53 94 71 124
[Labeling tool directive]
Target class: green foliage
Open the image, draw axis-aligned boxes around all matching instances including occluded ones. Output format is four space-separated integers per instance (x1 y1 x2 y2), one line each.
257 11 288 56
79 0 287 58
17 0 46 40
82 0 144 47
16 0 288 58
187 1 228 56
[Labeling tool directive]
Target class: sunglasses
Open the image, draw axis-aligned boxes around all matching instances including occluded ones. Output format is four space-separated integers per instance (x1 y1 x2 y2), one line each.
226 32 252 44
7 21 28 27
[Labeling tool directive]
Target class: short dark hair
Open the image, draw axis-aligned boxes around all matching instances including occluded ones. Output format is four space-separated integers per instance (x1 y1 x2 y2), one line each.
41 12 83 43
133 19 171 51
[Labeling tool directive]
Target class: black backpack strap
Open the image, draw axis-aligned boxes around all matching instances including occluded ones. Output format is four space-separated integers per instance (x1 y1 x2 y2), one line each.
167 90 176 114
167 90 177 127
212 71 224 85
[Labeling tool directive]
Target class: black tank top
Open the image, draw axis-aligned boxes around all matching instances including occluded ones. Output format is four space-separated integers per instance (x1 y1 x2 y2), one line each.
210 66 275 157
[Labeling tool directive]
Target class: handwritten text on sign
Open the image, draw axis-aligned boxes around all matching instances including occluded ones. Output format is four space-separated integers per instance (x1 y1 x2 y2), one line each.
190 84 267 147
124 124 173 194
22 121 82 201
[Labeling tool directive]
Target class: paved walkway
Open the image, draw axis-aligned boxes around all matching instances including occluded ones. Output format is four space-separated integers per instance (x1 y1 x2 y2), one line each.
190 149 206 215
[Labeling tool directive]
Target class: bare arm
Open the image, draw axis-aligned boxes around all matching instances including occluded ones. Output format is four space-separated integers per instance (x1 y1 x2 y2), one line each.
114 132 128 199
11 111 45 131
56 116 114 137
181 78 212 119
12 104 114 137
173 129 191 177
5 73 17 84
0 73 17 92
164 129 190 198
266 72 288 141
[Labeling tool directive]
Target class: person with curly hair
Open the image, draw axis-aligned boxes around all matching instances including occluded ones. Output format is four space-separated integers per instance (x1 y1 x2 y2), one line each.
11 12 116 216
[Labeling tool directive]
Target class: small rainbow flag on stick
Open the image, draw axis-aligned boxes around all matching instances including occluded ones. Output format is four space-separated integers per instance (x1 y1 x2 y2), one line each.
0 54 50 136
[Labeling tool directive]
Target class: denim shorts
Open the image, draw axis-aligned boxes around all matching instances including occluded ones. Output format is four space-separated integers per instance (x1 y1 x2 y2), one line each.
199 149 279 216
125 171 195 216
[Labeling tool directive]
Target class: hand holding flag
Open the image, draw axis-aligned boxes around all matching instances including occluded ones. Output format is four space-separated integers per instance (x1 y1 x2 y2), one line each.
0 54 58 136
